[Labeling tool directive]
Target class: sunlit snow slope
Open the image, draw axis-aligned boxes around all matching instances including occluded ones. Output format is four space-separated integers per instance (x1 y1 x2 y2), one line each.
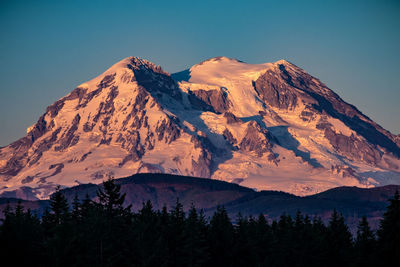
1 56 400 199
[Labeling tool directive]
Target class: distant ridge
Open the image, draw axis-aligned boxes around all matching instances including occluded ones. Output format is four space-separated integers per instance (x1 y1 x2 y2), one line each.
1 173 399 231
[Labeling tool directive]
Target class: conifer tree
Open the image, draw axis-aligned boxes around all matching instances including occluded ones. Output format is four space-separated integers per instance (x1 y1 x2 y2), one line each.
5 186 400 266
72 193 98 266
47 185 70 225
0 201 43 266
234 214 257 267
166 198 187 267
377 190 400 264
80 193 94 218
182 204 209 267
208 206 235 267
325 209 353 267
254 214 272 265
97 178 130 217
132 200 166 266
94 178 132 266
71 194 81 221
271 214 295 266
354 216 376 267
293 211 313 266
42 186 72 266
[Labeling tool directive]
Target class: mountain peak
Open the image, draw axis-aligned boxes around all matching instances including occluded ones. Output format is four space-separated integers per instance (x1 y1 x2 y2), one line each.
76 56 170 92
128 56 164 71
1 55 400 199
274 59 291 64
273 59 299 69
196 56 243 65
94 56 166 76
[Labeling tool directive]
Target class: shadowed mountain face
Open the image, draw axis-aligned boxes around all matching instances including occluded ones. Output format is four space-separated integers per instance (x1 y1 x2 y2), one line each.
1 173 398 232
0 56 399 199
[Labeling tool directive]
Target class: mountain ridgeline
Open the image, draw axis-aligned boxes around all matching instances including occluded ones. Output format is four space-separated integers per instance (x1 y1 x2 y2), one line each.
1 173 399 231
0 56 399 199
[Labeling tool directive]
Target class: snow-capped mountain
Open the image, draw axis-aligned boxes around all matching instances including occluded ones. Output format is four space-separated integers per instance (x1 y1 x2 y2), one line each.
1 56 399 199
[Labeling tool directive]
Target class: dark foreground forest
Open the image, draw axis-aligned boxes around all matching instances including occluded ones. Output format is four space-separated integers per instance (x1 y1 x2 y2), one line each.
0 179 399 267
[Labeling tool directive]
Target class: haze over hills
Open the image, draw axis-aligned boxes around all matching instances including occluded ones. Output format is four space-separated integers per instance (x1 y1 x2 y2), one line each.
0 56 400 199
1 173 399 231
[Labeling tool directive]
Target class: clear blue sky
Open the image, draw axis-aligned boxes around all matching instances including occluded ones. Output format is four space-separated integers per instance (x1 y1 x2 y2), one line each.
1 0 399 146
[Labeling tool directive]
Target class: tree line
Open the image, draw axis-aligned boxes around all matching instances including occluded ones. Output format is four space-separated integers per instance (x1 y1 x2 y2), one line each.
0 179 399 267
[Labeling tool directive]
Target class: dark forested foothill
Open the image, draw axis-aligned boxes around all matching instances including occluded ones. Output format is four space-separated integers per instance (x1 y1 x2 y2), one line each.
0 179 399 267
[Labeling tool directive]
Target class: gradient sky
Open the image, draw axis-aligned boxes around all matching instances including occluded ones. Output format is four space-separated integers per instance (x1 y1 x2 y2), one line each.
0 0 399 146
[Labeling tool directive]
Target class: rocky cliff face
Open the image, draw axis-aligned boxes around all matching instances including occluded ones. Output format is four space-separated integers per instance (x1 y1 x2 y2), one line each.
1 56 399 199
254 62 400 168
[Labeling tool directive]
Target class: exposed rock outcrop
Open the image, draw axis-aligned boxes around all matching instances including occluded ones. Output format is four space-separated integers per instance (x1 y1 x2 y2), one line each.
188 88 230 113
239 121 274 157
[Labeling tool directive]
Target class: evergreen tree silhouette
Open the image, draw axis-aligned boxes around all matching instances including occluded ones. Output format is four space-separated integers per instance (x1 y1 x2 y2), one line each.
377 190 400 265
354 216 376 267
4 181 400 266
97 178 131 217
167 198 187 267
270 214 295 266
325 209 353 267
132 200 166 266
40 186 73 266
0 201 44 266
94 178 132 266
254 214 272 265
208 206 234 267
47 186 70 225
71 194 81 221
182 204 209 267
